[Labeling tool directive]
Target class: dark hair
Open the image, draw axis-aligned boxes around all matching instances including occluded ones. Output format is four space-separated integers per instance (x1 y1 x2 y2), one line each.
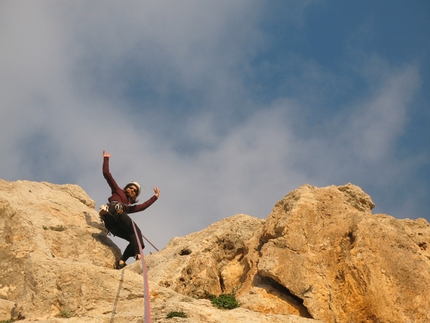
130 196 139 204
124 184 139 204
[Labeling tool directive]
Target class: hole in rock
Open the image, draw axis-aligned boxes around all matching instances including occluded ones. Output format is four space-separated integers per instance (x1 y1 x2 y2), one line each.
257 275 313 318
257 240 265 252
219 275 225 292
347 230 356 245
179 248 192 256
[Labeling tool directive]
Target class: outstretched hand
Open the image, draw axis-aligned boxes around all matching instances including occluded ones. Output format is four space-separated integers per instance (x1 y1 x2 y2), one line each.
153 186 160 198
103 150 111 158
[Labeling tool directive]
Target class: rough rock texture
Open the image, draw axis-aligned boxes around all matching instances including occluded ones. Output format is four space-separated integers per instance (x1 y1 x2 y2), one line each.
259 184 430 322
147 183 430 323
1 179 429 323
0 179 320 323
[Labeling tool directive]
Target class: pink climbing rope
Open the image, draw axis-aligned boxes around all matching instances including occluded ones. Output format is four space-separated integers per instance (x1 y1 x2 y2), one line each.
142 233 159 252
132 220 152 323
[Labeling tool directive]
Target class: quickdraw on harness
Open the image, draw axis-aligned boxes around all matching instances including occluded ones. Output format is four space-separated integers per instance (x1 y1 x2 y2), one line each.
99 202 124 221
99 203 159 251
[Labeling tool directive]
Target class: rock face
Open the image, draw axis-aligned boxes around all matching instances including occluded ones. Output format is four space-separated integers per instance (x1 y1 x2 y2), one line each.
259 184 430 322
146 183 430 323
1 179 429 323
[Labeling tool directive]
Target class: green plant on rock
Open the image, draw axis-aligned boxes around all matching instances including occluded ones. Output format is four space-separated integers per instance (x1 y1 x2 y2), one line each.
0 319 16 323
55 310 74 318
211 293 239 310
43 225 66 232
166 311 188 318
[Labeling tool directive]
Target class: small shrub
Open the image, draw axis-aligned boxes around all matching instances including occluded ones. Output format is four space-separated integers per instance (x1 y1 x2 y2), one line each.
0 319 16 323
207 294 216 300
211 293 239 310
55 310 74 318
166 311 187 318
43 225 66 232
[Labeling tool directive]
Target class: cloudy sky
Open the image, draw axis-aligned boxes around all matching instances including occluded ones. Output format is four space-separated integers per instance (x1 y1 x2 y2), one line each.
1 1 429 254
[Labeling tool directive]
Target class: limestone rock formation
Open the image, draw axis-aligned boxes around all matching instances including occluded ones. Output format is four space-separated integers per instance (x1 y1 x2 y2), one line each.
1 179 429 323
146 183 430 323
259 184 430 322
0 179 320 323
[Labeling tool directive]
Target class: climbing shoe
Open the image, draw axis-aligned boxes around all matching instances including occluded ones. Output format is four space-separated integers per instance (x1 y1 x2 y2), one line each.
115 261 126 270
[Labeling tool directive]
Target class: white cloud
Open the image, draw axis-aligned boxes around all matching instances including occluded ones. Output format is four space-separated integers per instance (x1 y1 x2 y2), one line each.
0 1 428 254
347 65 419 162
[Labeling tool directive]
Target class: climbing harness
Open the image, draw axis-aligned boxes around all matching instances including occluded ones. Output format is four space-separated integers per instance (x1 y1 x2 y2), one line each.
99 203 160 252
132 220 152 323
99 202 123 222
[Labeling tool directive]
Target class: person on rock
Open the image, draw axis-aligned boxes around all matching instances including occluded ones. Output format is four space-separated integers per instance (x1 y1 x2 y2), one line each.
99 150 160 269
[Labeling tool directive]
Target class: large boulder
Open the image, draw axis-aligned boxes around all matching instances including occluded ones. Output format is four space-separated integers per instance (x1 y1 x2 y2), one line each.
1 179 429 322
147 183 430 323
0 179 122 319
258 183 430 323
0 179 323 323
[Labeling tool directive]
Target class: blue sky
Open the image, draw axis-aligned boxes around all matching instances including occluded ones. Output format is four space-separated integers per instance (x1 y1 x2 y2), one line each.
1 1 429 254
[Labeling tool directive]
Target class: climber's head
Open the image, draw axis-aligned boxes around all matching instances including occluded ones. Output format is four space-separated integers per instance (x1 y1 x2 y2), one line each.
124 182 141 203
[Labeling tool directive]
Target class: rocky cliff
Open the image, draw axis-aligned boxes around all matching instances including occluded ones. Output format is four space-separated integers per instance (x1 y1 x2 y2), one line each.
0 179 429 323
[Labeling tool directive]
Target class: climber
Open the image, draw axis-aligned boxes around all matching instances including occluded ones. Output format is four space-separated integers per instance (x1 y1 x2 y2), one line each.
99 150 160 269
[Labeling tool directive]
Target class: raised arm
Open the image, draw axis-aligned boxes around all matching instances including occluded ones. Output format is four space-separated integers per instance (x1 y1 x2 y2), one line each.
127 194 158 213
102 150 121 193
127 187 160 213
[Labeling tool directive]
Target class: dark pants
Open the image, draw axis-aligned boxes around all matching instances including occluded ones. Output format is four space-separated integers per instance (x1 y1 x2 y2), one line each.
102 206 145 262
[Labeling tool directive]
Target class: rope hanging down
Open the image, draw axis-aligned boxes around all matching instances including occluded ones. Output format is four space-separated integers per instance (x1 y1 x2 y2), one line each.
142 233 159 252
132 220 152 323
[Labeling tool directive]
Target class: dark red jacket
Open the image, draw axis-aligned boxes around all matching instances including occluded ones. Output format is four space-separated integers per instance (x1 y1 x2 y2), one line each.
103 156 158 213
